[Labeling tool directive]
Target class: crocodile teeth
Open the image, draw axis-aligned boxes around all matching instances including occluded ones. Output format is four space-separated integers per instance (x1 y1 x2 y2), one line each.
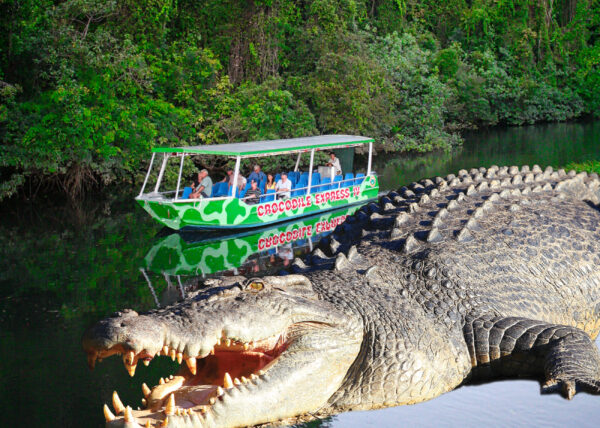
177 352 183 364
123 406 135 423
112 391 125 415
159 377 165 385
165 393 176 415
162 417 169 427
217 386 224 396
234 377 242 386
224 372 234 388
145 421 151 428
142 359 150 366
169 349 176 361
87 354 96 369
142 383 151 398
125 351 135 365
103 404 115 421
162 345 169 355
243 343 250 351
123 358 137 377
186 357 197 375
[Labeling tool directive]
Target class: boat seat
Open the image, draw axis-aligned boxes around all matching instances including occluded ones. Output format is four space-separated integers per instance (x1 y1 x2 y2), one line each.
213 182 228 197
182 187 193 199
344 173 354 187
355 173 365 185
261 189 276 202
320 177 331 191
332 175 342 188
292 181 306 197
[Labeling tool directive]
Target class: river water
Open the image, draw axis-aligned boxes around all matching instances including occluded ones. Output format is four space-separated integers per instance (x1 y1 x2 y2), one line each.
1 121 599 427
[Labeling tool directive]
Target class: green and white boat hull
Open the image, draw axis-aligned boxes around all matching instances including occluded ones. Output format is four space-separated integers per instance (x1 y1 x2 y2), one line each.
137 175 378 230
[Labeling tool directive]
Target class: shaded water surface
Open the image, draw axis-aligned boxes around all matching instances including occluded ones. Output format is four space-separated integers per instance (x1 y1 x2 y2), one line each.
1 121 600 427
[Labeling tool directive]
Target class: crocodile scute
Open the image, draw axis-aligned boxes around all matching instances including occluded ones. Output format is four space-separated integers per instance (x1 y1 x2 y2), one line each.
83 165 600 427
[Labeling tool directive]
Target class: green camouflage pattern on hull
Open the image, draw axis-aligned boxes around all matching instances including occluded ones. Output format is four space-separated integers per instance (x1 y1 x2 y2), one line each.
143 205 361 276
137 176 378 230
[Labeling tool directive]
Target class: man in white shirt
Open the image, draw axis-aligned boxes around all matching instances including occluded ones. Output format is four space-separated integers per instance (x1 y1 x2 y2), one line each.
275 172 292 199
327 152 342 175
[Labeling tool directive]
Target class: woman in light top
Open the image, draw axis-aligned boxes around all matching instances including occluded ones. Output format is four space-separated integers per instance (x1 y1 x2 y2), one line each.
265 173 276 191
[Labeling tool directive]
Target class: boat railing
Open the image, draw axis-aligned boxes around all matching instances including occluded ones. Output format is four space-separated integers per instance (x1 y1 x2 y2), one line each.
139 172 373 203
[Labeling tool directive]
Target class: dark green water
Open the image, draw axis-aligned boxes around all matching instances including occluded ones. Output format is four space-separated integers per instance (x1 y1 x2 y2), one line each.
1 121 600 427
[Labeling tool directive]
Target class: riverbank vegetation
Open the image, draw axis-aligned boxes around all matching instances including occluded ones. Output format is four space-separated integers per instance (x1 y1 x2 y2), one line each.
1 0 599 199
564 160 600 174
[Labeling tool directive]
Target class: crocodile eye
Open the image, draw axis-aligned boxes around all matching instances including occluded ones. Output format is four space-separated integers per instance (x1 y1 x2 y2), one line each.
249 281 264 291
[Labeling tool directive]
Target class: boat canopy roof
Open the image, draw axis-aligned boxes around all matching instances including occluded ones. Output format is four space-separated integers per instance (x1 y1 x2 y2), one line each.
151 135 373 158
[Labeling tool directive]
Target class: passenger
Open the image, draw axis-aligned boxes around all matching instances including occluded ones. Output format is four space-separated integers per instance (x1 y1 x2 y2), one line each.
234 174 247 192
248 164 266 185
327 152 342 175
265 173 276 191
245 180 261 205
222 168 246 193
221 168 234 187
190 169 213 199
275 172 292 199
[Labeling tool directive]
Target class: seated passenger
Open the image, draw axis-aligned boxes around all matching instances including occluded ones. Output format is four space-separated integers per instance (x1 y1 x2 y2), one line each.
275 172 292 199
327 152 342 175
265 173 276 191
190 169 213 199
245 180 261 204
221 168 233 187
248 164 266 185
222 168 246 192
234 174 247 192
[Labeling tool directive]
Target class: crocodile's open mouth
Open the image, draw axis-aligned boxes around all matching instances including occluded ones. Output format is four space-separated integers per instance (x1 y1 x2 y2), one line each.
91 331 288 427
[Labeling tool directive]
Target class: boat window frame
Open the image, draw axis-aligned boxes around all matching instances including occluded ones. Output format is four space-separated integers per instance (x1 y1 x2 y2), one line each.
136 139 375 201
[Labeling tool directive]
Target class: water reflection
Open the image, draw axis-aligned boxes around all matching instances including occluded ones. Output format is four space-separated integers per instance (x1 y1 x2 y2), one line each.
376 121 600 190
140 205 361 307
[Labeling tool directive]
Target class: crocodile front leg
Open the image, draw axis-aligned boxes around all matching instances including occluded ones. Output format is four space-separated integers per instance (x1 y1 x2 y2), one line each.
464 314 600 398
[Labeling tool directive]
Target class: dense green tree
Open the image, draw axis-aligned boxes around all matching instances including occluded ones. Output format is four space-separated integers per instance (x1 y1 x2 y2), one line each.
0 0 599 200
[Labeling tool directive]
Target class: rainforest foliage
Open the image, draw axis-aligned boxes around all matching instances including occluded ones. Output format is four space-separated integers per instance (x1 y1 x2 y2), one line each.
1 0 599 199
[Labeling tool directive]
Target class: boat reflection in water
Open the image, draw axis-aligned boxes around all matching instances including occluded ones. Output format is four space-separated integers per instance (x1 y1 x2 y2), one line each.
140 204 362 307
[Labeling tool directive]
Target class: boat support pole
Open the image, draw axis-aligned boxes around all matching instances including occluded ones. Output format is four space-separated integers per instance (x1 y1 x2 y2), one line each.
294 152 302 172
367 142 373 176
139 152 156 197
232 155 241 197
174 154 185 200
307 149 314 193
154 154 168 193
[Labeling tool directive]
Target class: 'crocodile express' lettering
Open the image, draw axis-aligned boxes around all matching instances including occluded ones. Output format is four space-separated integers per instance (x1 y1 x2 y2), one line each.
256 188 361 218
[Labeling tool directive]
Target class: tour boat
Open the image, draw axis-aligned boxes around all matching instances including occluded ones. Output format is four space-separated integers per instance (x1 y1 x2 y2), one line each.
136 135 378 230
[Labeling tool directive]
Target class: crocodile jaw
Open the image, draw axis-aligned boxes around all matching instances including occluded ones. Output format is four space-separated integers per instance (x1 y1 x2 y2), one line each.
83 277 363 427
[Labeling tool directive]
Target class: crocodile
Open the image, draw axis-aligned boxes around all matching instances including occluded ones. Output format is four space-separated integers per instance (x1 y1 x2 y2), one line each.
83 165 600 428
